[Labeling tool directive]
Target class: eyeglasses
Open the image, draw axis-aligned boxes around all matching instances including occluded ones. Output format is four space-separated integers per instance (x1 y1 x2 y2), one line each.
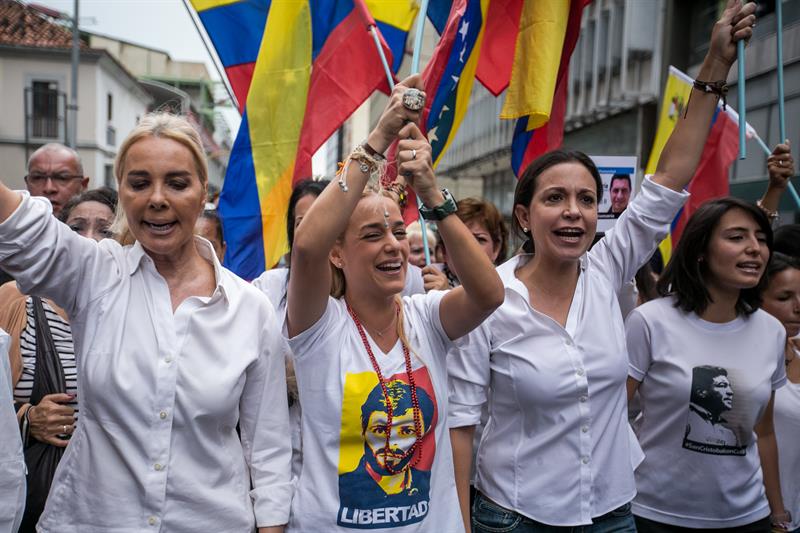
24 173 84 186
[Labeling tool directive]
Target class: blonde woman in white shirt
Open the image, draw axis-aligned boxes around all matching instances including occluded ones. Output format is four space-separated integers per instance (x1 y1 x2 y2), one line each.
448 2 756 531
284 74 504 532
0 113 292 532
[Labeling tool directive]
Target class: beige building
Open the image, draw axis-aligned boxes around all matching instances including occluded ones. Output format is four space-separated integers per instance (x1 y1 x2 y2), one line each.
0 0 151 190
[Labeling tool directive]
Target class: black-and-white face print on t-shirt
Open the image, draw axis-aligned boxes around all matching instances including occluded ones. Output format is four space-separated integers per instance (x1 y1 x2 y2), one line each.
683 365 749 456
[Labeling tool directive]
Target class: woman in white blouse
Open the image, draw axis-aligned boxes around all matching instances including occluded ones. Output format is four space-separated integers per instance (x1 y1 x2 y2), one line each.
448 3 756 531
284 75 503 532
0 113 292 532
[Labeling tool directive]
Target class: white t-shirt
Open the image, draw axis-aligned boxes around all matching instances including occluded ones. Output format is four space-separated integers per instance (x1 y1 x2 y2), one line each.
252 265 426 485
627 297 787 528
774 347 800 531
254 265 425 309
285 292 463 532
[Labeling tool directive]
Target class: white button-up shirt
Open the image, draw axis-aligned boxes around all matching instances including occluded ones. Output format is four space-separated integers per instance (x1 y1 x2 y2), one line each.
0 328 26 533
0 193 293 532
448 177 687 526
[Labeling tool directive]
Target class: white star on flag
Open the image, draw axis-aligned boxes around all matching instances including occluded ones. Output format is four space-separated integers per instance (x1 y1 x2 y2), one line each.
459 19 469 41
451 75 459 88
459 44 467 62
428 126 439 143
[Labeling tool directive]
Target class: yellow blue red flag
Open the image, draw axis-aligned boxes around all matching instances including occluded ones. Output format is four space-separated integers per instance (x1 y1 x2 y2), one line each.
204 0 401 278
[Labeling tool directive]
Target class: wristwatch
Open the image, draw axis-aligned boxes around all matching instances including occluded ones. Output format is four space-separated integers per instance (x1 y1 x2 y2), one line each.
419 189 457 221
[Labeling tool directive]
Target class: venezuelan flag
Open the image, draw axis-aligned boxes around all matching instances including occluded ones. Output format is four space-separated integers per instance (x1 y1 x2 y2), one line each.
510 0 589 177
216 0 399 279
191 0 270 111
422 0 489 167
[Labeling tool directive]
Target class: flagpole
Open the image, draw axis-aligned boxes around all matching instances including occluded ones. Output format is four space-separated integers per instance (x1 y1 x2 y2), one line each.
181 0 240 113
776 0 786 143
363 0 434 265
411 0 431 74
408 0 434 265
737 40 746 159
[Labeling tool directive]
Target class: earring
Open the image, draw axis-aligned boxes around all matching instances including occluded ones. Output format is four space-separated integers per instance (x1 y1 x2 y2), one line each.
523 227 529 233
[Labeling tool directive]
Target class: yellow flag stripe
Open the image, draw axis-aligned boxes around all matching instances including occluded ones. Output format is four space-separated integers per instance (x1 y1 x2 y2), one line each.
500 0 570 125
190 0 240 12
248 0 312 268
366 0 419 31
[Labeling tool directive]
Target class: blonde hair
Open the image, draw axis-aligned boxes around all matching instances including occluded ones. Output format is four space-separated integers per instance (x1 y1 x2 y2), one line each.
406 220 437 250
110 113 208 244
330 185 427 366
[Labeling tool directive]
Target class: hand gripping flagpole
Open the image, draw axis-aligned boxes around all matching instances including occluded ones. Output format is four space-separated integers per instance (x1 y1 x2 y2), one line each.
361 0 435 265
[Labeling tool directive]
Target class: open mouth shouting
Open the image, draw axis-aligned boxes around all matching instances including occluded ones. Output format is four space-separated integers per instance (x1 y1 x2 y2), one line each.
553 226 585 244
143 220 177 235
735 260 763 277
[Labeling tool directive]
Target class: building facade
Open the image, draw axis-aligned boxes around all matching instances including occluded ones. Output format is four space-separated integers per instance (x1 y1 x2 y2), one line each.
0 0 151 190
436 0 800 221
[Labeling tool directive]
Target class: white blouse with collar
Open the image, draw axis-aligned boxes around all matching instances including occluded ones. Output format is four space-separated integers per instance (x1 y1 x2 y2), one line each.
0 193 293 532
448 176 687 526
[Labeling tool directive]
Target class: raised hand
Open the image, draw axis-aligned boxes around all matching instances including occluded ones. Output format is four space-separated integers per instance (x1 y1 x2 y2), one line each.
396 122 442 208
367 74 425 154
767 141 794 189
708 0 756 67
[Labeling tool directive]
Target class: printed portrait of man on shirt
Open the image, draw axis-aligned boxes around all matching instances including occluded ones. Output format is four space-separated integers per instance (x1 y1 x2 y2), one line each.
683 366 746 455
337 370 437 529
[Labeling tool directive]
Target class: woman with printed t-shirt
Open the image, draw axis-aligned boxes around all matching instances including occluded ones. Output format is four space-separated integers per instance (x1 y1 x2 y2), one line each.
762 253 800 533
447 2 756 531
626 198 788 532
284 74 504 532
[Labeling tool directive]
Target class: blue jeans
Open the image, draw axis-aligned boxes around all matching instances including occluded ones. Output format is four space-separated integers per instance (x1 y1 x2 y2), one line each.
472 492 637 533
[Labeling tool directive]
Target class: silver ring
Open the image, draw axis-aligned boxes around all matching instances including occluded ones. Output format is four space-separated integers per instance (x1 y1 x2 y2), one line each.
411 149 417 160
402 88 425 111
63 425 68 434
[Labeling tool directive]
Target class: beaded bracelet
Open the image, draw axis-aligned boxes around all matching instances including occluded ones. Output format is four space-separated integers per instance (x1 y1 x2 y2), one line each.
385 182 408 208
684 79 728 118
756 199 780 224
337 144 386 193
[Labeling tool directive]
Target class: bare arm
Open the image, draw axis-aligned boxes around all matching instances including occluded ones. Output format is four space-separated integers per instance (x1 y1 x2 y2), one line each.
759 141 794 213
626 377 641 404
755 393 788 525
286 75 424 337
396 124 503 339
652 0 756 192
450 425 476 532
0 181 23 222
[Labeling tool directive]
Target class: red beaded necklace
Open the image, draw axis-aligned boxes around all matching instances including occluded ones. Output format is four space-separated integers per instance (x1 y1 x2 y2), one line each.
347 301 424 475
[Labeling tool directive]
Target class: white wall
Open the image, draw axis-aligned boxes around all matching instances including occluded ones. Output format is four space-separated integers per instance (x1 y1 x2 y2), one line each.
0 50 149 190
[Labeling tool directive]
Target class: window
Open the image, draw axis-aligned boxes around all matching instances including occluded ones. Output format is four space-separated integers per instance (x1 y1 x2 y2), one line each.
105 164 115 189
107 93 113 122
31 81 59 138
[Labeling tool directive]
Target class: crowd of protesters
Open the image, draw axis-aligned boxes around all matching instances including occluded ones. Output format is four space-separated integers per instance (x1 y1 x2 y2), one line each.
0 2 798 532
